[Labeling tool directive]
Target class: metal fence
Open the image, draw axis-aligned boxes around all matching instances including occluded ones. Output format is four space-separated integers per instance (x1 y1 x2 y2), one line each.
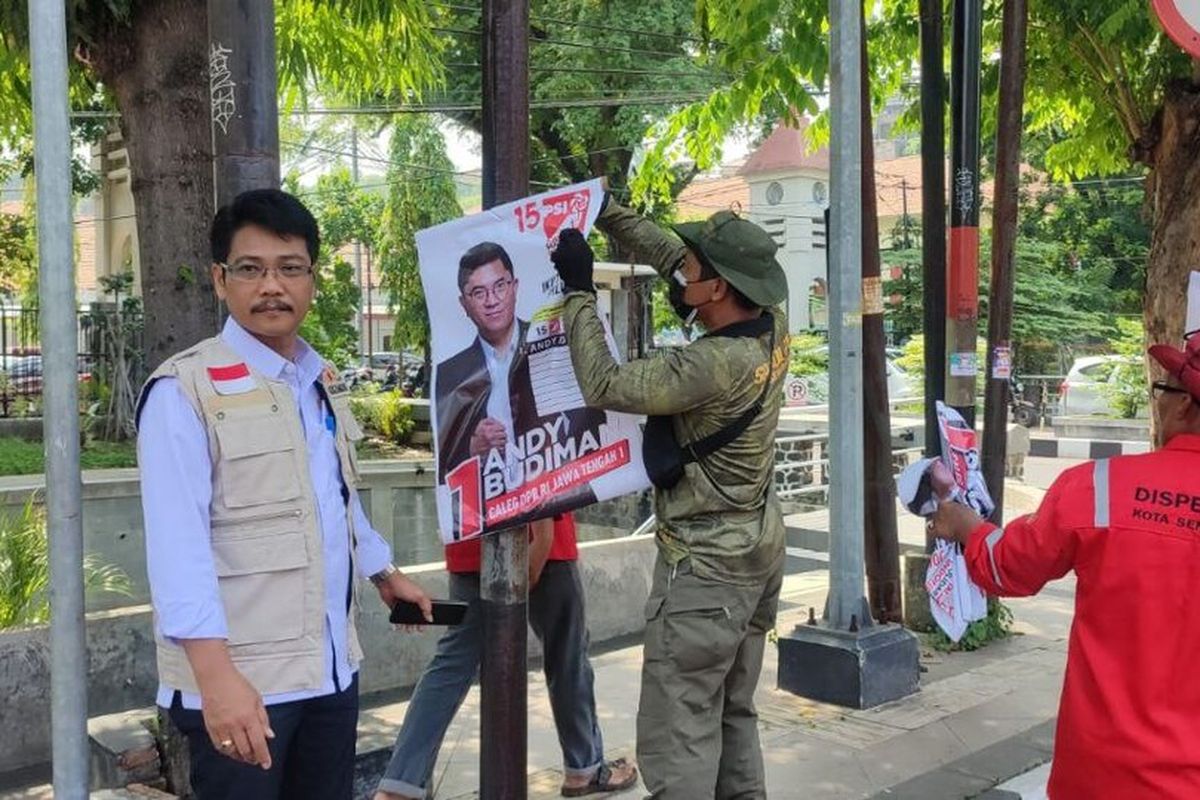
0 306 145 417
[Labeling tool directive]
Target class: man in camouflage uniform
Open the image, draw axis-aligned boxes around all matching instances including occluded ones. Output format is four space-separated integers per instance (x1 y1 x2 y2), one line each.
551 197 789 799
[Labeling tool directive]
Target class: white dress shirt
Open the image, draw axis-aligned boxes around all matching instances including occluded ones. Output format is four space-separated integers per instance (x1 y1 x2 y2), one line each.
480 329 518 445
138 318 392 709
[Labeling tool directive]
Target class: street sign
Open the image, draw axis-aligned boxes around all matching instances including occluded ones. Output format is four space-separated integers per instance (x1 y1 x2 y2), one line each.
1153 0 1200 59
784 375 809 406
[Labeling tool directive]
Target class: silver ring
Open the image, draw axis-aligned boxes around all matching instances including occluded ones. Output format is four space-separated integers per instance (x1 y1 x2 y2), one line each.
219 739 234 750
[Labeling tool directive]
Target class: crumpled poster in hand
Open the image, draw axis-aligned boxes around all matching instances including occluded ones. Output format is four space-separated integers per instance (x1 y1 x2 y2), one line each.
893 402 994 641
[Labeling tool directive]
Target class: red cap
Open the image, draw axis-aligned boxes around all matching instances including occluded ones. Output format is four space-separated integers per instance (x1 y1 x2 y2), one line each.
1149 336 1200 401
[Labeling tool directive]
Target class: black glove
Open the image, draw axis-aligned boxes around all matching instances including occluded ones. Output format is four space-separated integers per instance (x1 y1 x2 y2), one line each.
551 228 595 294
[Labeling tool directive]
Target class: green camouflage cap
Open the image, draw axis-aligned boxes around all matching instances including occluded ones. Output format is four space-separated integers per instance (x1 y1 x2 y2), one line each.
672 210 787 307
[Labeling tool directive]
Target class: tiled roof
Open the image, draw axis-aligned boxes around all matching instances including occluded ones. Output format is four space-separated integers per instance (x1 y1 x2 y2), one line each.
738 119 830 176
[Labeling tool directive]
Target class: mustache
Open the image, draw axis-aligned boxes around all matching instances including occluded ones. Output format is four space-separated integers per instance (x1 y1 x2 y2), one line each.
251 300 294 313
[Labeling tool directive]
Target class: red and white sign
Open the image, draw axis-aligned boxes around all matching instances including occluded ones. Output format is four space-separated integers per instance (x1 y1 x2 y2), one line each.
783 375 809 406
1153 0 1200 59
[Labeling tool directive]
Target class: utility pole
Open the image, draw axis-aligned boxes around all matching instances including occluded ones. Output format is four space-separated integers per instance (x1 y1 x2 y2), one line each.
982 0 1029 524
352 127 365 356
479 0 530 796
777 0 919 709
208 1 280 208
947 0 984 428
366 247 375 359
860 15 903 624
920 0 947 459
29 2 87 795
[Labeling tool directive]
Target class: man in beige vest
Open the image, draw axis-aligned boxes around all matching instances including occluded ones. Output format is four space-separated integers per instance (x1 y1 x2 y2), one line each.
137 189 431 799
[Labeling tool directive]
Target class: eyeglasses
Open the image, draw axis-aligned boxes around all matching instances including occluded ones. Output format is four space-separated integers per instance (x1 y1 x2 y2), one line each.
221 262 314 283
1152 381 1190 398
464 277 514 303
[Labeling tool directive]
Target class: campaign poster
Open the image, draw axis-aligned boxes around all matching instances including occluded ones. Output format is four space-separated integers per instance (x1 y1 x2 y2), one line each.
416 180 651 543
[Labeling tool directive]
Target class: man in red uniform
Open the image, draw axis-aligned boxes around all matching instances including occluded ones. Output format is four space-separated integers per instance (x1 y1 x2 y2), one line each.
929 337 1200 799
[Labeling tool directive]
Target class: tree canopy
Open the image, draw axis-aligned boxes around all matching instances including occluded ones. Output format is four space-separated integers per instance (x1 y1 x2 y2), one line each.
376 115 462 358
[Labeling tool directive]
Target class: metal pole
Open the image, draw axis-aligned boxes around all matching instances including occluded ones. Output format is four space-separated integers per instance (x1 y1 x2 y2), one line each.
920 0 947 459
982 0 1029 525
947 0 984 428
352 127 365 356
827 0 868 631
29 1 87 794
860 16 902 625
208 0 280 207
366 248 375 359
480 0 530 796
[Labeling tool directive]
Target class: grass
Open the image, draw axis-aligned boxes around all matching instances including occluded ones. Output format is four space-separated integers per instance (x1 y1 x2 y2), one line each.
0 436 433 476
0 437 139 476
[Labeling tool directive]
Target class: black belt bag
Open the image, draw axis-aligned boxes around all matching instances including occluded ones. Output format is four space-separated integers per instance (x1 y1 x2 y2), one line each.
643 323 775 490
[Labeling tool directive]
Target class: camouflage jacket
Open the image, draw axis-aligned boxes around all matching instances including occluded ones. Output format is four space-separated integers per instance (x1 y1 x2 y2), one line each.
561 201 788 584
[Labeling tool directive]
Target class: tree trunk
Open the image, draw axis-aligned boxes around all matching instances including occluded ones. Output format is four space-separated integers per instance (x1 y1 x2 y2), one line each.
981 0 1027 524
91 0 220 373
1144 81 1200 433
860 18 903 624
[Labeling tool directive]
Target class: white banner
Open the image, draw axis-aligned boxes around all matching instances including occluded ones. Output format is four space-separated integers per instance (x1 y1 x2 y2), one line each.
416 180 651 543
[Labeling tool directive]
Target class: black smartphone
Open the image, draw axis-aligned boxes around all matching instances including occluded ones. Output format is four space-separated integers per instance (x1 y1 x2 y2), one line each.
389 599 469 626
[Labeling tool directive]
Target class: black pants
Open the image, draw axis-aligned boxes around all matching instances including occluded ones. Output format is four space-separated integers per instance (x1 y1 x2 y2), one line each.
168 675 359 800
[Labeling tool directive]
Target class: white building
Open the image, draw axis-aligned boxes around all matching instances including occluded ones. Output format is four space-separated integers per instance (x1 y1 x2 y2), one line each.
737 120 831 333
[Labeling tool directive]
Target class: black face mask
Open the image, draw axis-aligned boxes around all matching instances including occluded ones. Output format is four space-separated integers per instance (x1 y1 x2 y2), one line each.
668 271 699 326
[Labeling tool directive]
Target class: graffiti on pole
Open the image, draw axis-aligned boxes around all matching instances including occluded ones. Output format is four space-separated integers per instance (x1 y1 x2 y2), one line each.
209 42 237 135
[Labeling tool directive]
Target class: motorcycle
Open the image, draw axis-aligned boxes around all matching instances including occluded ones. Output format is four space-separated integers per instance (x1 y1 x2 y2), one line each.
1009 375 1040 428
400 362 427 398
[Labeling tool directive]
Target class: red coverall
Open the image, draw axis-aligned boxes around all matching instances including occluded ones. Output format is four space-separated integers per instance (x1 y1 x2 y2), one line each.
964 433 1200 798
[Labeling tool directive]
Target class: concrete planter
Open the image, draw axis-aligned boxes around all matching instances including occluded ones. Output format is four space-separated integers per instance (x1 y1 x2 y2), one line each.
1051 415 1149 442
0 535 656 776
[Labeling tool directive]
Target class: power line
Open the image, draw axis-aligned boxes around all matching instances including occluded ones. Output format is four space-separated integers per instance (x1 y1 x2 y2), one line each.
281 138 479 179
528 13 719 49
531 35 704 62
70 92 711 122
429 2 722 48
446 62 726 79
283 94 712 115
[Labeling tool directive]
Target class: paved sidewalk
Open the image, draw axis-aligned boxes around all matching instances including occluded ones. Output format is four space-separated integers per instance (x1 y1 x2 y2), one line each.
4 478 1069 799
355 560 1071 799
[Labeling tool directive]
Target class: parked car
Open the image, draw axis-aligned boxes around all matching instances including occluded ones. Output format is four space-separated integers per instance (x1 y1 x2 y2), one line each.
1058 355 1143 417
1 354 92 395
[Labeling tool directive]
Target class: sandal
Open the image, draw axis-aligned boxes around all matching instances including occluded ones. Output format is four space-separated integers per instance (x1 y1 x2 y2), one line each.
561 758 639 797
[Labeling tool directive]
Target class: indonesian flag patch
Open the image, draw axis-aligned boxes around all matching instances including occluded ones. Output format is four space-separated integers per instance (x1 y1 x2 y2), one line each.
207 363 256 395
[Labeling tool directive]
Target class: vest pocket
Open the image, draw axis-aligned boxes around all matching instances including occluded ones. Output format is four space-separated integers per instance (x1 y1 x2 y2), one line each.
214 416 302 508
212 531 309 645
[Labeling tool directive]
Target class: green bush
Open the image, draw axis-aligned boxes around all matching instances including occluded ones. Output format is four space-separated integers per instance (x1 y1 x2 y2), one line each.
349 391 383 433
788 333 828 377
378 392 415 445
349 390 414 445
0 496 132 628
927 598 1014 653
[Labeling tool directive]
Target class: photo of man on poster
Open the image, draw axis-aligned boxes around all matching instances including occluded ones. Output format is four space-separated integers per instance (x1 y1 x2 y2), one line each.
434 241 604 535
434 241 529 481
418 180 648 541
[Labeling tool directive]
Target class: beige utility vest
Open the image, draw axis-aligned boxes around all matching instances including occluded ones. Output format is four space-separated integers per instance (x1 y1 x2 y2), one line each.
138 336 367 695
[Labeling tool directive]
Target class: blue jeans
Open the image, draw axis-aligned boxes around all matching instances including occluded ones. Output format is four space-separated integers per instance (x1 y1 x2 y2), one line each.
377 561 605 798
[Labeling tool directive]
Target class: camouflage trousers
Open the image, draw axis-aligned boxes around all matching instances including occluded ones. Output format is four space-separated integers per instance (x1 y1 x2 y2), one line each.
636 551 785 799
